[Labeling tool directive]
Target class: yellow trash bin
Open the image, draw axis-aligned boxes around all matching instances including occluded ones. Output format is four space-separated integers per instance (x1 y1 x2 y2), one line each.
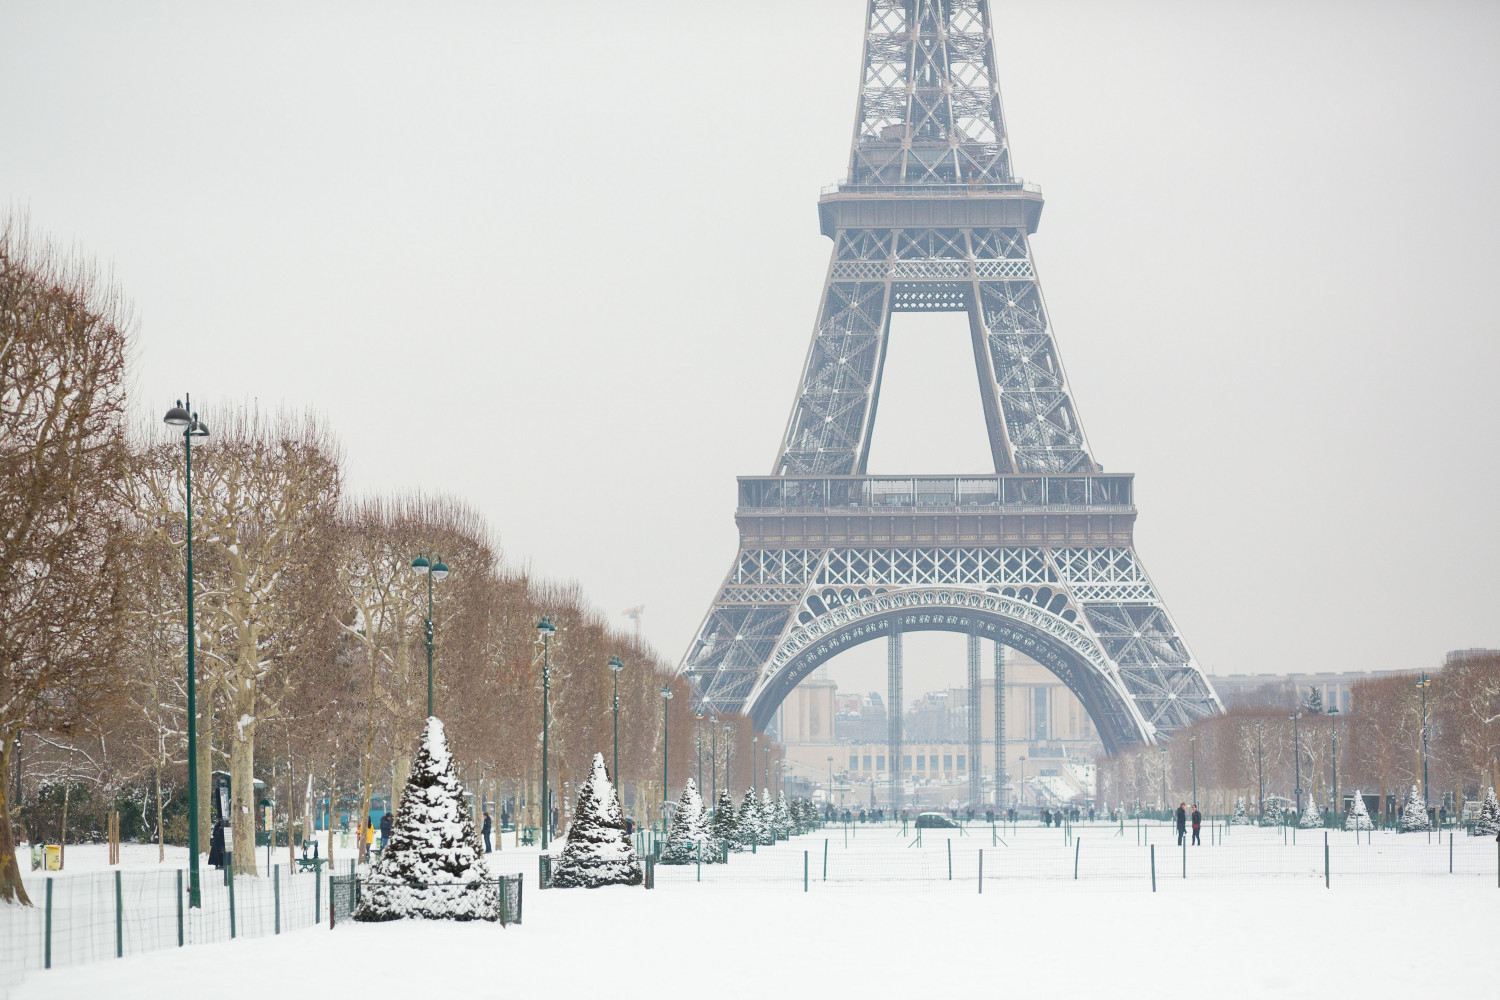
44 845 62 871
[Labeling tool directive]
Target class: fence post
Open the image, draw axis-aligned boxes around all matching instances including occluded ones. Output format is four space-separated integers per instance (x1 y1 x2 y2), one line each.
274 865 281 934
315 866 321 925
1182 837 1186 879
978 848 983 893
1075 837 1081 880
44 878 52 969
177 868 184 947
947 838 952 880
228 868 236 939
115 868 123 958
1449 834 1454 874
1324 832 1330 888
1150 844 1156 892
823 838 828 881
803 851 808 892
697 841 701 883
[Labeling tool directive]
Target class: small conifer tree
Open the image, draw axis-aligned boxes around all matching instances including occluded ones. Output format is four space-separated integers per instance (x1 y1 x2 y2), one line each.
1229 796 1251 826
1473 787 1499 837
774 791 792 839
1299 796 1323 828
712 787 741 852
659 779 707 865
1345 790 1373 831
550 753 642 887
354 718 492 921
736 788 762 847
1399 784 1431 833
759 789 776 844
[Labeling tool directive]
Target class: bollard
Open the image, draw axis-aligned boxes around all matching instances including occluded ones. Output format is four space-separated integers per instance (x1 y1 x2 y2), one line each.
44 878 53 969
1150 844 1156 892
1075 837 1081 880
176 869 184 947
116 869 124 958
978 849 983 893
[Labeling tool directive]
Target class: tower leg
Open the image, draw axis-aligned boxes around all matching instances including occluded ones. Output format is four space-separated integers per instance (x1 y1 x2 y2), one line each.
887 627 903 814
995 642 1007 810
967 630 981 810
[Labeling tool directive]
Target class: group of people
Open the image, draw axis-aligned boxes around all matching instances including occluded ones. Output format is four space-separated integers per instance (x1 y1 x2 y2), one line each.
1173 802 1203 845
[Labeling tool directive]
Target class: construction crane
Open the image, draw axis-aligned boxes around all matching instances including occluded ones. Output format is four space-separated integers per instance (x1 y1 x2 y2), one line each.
620 605 644 643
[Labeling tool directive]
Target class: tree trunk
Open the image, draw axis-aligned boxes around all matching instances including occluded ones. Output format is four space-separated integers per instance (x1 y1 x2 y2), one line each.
195 684 214 861
155 761 165 863
392 752 412 816
0 735 32 904
59 781 70 867
229 698 258 876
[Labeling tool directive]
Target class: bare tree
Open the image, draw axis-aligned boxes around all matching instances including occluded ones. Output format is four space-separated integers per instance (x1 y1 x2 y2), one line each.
0 217 131 904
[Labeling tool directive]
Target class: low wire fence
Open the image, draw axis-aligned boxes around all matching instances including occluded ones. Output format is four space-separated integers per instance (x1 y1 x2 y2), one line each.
650 821 1500 892
329 874 522 926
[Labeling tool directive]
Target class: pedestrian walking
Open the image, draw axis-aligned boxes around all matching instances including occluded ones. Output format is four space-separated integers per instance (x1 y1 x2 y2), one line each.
482 811 493 853
1174 802 1187 846
1191 805 1201 845
379 808 394 844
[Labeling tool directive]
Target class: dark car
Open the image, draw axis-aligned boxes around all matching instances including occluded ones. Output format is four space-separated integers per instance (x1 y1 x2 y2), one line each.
915 812 959 829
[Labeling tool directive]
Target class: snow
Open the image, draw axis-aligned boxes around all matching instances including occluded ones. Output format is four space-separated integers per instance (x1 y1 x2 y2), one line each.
9 821 1496 998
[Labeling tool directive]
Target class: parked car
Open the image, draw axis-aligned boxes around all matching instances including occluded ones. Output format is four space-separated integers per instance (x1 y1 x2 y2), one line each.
915 812 959 829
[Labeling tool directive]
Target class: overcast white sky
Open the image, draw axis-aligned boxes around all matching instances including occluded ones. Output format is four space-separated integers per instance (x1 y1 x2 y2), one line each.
3 1 1497 700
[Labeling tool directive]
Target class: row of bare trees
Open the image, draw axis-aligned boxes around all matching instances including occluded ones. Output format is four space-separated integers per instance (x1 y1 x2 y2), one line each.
1099 652 1500 819
2 216 764 904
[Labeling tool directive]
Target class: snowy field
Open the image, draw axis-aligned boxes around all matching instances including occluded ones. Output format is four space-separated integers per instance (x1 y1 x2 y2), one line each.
7 823 1497 999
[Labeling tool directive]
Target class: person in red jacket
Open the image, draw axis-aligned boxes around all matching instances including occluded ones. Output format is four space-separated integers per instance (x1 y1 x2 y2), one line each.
1191 805 1202 845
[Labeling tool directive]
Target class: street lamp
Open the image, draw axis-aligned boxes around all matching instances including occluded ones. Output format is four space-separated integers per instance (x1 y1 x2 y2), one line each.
608 655 623 785
695 713 704 793
164 398 209 909
1018 756 1027 809
751 736 759 798
410 553 450 718
710 715 719 806
1158 747 1167 817
1290 710 1304 815
1255 719 1265 820
1329 706 1340 818
724 723 734 798
1189 733 1197 808
537 616 556 843
827 755 834 808
1415 673 1432 807
660 685 674 832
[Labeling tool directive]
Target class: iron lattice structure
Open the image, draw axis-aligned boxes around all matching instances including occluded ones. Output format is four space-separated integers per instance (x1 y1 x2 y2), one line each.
681 0 1222 763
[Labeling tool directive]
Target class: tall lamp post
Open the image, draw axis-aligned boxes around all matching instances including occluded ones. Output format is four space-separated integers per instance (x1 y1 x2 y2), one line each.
724 724 733 799
751 736 759 798
537 617 556 843
1158 748 1167 817
1019 756 1027 809
1255 719 1265 820
695 713 704 792
410 553 450 718
660 685 673 832
1415 672 1432 806
1290 710 1304 815
164 399 209 908
826 755 834 809
1329 706 1340 818
710 715 718 806
1189 733 1198 807
608 656 623 784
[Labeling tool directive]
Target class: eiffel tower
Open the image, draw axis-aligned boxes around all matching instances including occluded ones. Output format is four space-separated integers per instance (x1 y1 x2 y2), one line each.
681 0 1222 802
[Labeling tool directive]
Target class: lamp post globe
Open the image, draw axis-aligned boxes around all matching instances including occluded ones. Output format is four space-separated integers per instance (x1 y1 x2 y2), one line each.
165 396 209 908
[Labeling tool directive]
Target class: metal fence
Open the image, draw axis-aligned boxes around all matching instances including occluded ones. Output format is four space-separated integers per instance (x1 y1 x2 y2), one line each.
329 875 523 926
0 859 356 984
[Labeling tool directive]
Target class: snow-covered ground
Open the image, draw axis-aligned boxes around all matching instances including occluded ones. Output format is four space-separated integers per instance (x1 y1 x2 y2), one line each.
7 822 1495 999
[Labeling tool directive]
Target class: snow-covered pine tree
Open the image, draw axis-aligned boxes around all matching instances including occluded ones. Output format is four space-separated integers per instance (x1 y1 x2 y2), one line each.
1303 687 1324 714
550 753 642 887
1264 799 1286 827
736 788 762 847
759 789 775 844
1473 787 1499 837
1399 784 1431 833
1229 796 1251 825
713 788 742 852
659 779 706 865
1299 796 1323 828
354 718 492 921
774 791 792 839
793 798 811 834
1345 790 1373 831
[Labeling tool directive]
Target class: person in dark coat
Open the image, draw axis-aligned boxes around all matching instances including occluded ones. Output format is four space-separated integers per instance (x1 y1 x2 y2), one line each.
1174 803 1187 845
1191 805 1202 845
379 809 394 847
208 821 226 869
481 811 493 853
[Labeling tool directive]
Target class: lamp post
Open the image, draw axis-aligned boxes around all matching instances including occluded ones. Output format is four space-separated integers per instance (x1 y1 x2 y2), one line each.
724 724 733 799
751 736 759 798
1018 756 1027 809
537 617 556 843
1158 748 1167 817
410 553 450 718
608 656 623 785
660 685 673 832
1255 719 1265 819
1415 672 1432 806
695 713 703 792
710 715 718 805
827 755 834 808
1290 710 1304 815
1329 707 1340 818
1189 733 1197 807
163 398 209 908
